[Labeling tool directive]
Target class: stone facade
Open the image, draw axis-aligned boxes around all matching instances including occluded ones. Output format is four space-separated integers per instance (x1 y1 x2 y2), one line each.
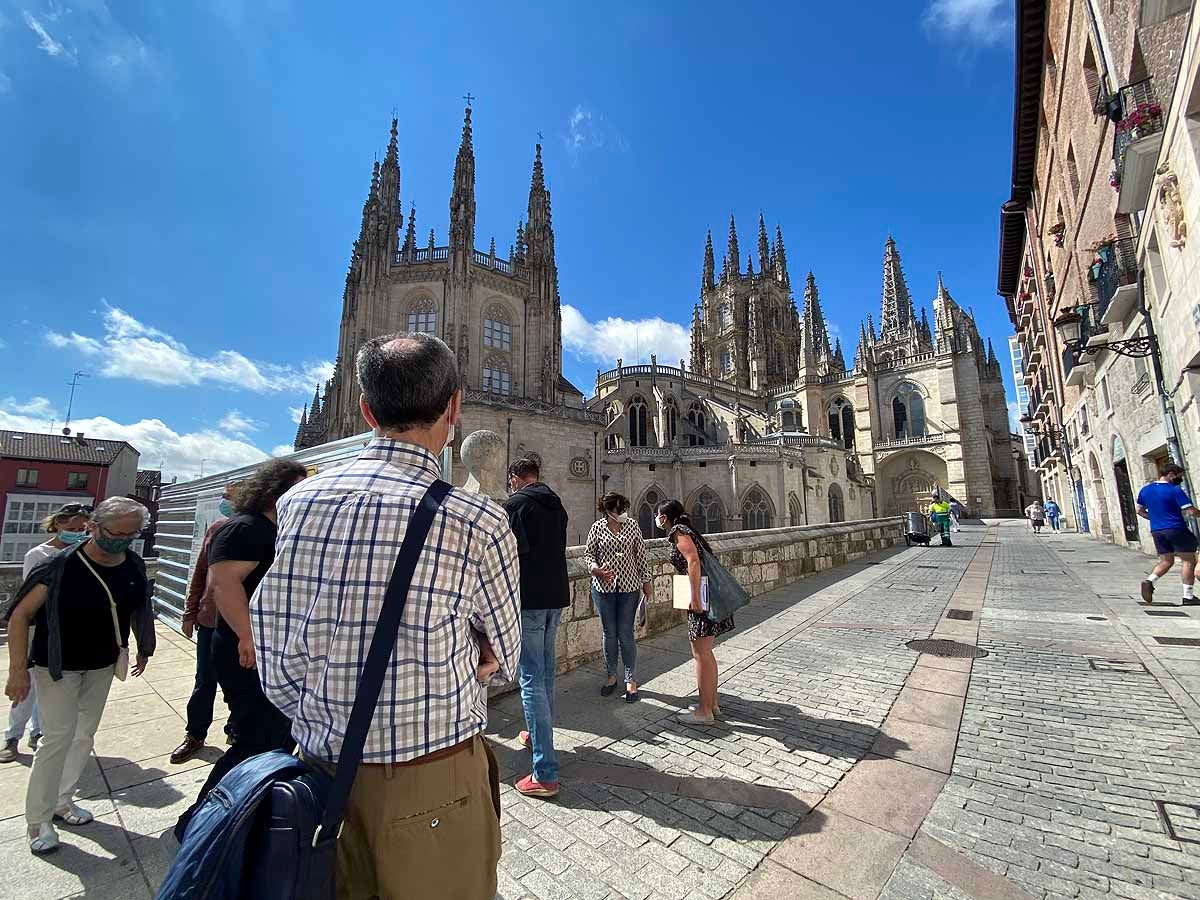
1001 0 1194 552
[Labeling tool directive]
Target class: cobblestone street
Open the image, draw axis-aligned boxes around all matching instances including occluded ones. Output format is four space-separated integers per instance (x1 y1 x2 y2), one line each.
2 520 1199 899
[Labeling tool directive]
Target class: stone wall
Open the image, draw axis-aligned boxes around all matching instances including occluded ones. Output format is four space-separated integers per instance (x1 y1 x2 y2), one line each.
525 516 903 690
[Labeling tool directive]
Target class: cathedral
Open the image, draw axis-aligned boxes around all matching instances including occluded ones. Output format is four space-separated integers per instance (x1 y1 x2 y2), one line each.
295 107 1018 541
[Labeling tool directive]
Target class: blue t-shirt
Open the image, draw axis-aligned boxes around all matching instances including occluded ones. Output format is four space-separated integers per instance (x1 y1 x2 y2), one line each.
1136 481 1195 532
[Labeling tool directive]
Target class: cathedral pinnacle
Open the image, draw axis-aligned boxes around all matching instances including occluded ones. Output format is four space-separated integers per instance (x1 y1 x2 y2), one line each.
879 235 916 341
774 224 790 286
401 205 417 258
746 253 754 276
757 213 771 274
726 215 740 277
702 229 715 291
449 104 477 253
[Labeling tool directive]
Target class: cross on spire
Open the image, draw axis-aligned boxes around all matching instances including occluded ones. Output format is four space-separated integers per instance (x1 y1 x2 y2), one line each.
463 92 474 108
537 130 544 142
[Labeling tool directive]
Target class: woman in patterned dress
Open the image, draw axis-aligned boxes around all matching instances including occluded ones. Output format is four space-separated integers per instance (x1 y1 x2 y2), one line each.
584 493 653 702
657 500 734 726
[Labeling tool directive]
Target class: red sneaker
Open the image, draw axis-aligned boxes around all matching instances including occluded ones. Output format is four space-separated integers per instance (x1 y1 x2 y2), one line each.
518 730 531 749
515 774 560 798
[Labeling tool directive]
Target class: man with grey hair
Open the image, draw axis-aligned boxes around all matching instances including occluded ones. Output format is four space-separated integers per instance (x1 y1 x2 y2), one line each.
254 331 522 898
4 496 155 854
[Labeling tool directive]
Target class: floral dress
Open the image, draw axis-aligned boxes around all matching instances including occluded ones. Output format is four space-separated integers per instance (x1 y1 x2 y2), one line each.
668 524 735 641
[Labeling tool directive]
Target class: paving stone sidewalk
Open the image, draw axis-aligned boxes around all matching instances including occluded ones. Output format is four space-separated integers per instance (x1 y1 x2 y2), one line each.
1 521 1198 899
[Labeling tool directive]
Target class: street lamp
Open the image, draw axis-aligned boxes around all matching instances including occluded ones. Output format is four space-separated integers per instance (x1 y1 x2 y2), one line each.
1052 309 1156 359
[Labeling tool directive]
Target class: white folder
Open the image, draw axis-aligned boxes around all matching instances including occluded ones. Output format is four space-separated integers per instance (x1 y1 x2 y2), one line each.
672 574 709 611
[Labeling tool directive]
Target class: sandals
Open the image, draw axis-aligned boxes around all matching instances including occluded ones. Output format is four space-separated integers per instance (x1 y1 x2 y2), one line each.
53 802 93 826
678 709 716 726
29 823 60 855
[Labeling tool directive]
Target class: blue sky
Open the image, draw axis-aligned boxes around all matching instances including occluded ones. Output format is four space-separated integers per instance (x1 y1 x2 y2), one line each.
0 0 1019 480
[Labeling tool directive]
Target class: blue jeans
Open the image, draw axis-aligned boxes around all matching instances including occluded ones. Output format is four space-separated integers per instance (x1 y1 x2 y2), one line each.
593 589 638 685
1047 513 1060 531
519 609 562 784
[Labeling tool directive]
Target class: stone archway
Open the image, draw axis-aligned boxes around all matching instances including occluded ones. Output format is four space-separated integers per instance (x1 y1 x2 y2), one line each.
878 451 949 515
1088 452 1113 538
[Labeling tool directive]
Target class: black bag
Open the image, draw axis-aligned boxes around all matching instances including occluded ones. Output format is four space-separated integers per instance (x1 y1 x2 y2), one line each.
159 480 451 900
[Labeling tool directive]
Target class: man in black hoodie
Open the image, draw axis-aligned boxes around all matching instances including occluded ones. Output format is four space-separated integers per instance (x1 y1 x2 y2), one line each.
503 458 570 797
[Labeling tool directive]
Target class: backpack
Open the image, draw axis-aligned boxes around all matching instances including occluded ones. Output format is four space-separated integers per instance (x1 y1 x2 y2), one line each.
157 480 452 900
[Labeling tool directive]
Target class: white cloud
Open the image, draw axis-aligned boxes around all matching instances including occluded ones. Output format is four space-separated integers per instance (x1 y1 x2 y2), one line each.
270 443 296 458
561 104 626 164
0 70 12 93
561 304 690 367
923 0 1012 46
44 303 333 395
0 396 268 482
23 11 71 59
288 406 304 424
1007 401 1023 432
218 409 263 436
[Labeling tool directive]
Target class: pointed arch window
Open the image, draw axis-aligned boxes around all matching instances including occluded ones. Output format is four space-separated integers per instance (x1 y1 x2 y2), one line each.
691 489 724 535
742 487 772 531
407 298 436 334
788 493 803 526
892 383 926 439
719 303 733 329
664 396 679 444
828 483 845 523
686 401 707 447
720 346 734 375
780 399 799 432
628 395 649 447
638 488 664 539
483 305 513 351
828 397 855 449
483 356 511 397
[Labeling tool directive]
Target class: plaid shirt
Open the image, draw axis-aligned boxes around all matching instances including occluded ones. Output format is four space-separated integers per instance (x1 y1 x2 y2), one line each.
252 438 522 763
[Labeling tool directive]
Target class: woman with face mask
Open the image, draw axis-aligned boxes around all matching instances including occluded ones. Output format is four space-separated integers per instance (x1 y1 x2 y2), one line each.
3 497 155 855
0 504 92 765
584 492 652 701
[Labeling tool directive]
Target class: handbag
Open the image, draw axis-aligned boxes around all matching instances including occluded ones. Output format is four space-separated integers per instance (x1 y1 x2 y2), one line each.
695 542 750 624
77 548 130 682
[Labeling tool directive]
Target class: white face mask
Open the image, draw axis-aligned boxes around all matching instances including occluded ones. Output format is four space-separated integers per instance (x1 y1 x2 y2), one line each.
610 512 629 524
444 422 456 451
655 517 668 531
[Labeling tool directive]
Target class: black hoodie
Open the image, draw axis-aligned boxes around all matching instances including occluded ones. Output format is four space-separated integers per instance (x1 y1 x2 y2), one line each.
502 482 570 610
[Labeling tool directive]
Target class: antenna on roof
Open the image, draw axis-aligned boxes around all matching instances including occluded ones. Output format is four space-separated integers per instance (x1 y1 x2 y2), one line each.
63 371 90 434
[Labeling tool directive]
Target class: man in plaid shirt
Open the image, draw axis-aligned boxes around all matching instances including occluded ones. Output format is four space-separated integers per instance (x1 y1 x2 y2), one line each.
253 332 521 900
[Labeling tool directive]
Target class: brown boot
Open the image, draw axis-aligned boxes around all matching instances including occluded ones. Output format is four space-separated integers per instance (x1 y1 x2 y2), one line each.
170 734 204 764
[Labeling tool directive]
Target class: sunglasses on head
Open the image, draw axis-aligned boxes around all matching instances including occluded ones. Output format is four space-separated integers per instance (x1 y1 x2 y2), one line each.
57 504 93 515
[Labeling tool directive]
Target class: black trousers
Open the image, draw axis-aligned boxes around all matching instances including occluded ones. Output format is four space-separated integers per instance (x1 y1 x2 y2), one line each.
183 625 235 740
175 627 294 840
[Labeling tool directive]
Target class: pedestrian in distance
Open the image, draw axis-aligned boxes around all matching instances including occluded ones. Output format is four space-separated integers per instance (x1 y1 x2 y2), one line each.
503 457 570 799
4 497 155 855
657 500 735 725
1025 500 1046 534
949 500 963 533
585 492 653 702
173 459 309 841
254 332 521 900
1044 498 1062 532
927 494 953 546
1138 462 1200 606
170 481 241 765
0 503 91 765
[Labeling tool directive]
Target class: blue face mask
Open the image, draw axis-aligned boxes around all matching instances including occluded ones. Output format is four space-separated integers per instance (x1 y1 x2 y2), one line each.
57 530 88 546
218 500 234 518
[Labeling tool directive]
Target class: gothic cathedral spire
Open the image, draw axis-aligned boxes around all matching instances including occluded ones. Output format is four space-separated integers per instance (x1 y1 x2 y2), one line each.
702 229 715 292
879 235 916 341
757 213 771 275
449 105 476 257
774 224 790 287
378 117 402 262
725 215 740 278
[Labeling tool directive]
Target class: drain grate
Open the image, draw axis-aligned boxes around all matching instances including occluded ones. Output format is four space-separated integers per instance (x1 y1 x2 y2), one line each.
1021 569 1061 575
906 639 989 658
1156 800 1200 844
1086 616 1108 621
888 584 938 593
1086 560 1111 564
945 609 974 621
1089 658 1148 673
1145 610 1189 617
916 564 939 569
1153 637 1200 647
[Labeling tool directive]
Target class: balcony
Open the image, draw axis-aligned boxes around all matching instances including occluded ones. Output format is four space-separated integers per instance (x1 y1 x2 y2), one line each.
1062 344 1094 388
1113 78 1165 214
1089 236 1139 325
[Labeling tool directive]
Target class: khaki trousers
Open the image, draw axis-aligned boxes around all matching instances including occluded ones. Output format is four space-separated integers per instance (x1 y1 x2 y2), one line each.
26 666 114 826
335 735 501 900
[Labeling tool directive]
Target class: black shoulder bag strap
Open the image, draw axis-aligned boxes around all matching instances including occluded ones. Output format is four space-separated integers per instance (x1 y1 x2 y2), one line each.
314 478 452 845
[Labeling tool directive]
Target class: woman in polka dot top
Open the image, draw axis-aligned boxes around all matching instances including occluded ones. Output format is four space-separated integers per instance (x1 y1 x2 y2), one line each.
584 493 652 702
